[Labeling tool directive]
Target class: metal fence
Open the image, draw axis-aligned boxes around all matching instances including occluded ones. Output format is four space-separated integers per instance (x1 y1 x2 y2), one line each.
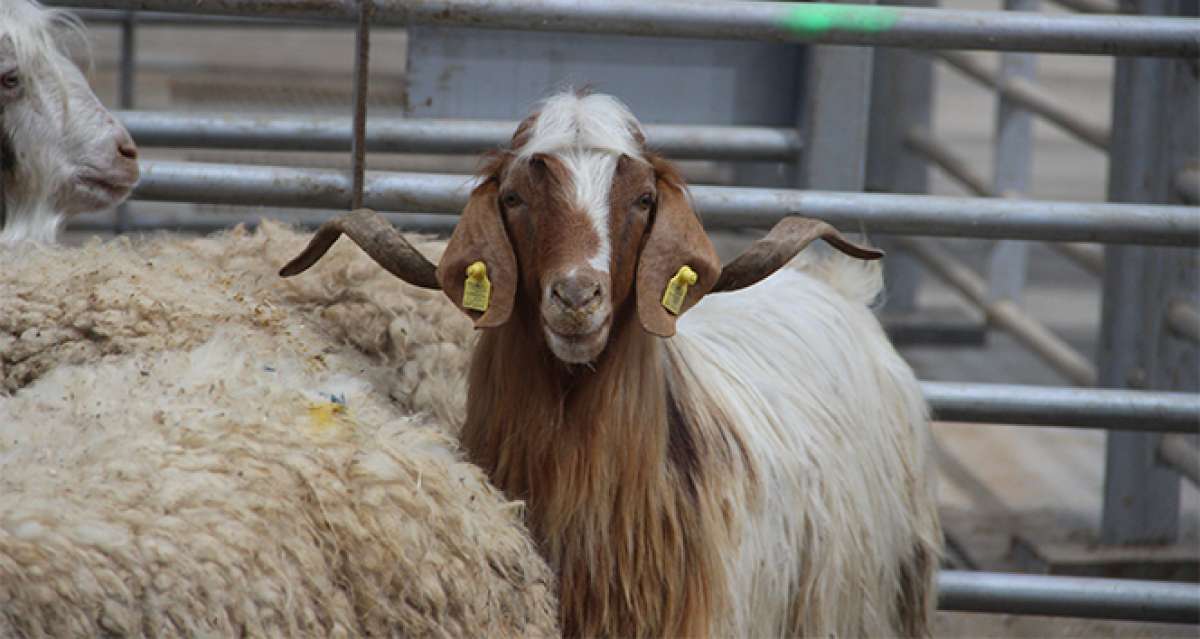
43 0 1200 625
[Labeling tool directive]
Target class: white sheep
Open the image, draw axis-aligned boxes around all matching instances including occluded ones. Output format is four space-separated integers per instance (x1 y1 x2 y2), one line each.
0 0 138 244
0 224 557 637
284 90 943 637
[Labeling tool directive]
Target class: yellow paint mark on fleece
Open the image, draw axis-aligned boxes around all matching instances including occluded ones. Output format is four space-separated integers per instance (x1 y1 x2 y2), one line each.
308 401 354 434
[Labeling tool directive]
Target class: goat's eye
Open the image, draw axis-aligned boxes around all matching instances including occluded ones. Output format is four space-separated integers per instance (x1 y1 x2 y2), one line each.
500 192 523 208
637 193 654 209
0 72 18 90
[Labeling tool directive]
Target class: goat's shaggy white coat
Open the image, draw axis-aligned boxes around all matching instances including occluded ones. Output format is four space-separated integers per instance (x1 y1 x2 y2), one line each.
671 256 940 636
0 223 557 637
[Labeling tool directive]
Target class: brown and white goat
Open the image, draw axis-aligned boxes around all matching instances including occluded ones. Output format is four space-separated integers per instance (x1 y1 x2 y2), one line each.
282 91 941 637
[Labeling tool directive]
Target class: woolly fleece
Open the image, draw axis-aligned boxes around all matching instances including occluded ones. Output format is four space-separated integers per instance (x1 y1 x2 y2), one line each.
0 221 473 427
0 223 557 637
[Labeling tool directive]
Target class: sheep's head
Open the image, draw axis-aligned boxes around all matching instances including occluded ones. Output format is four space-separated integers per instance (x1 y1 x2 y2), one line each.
1 1 139 242
281 91 883 364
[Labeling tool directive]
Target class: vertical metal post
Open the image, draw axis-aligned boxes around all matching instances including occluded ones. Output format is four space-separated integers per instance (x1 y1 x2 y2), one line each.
114 11 136 234
795 0 875 192
1099 0 1197 545
865 0 937 312
119 12 136 110
986 0 1038 304
0 108 7 230
350 0 372 211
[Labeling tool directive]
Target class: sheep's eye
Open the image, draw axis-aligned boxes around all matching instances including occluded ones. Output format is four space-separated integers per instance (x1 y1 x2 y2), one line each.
637 192 654 209
500 191 523 208
0 72 18 90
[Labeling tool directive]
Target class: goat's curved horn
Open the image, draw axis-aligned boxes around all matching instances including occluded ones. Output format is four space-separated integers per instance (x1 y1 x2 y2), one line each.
711 216 884 293
279 208 441 290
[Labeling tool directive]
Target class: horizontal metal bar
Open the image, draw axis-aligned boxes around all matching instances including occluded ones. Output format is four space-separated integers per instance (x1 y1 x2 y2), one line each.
116 111 801 161
1045 0 1117 13
70 7 360 27
66 212 458 234
924 382 1200 432
900 237 1099 385
938 571 1200 623
128 161 1200 246
1159 433 1200 486
1167 299 1200 343
936 51 1111 151
45 1 1200 57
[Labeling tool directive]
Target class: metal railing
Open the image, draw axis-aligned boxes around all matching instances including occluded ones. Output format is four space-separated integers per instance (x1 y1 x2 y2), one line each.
47 0 1200 56
114 111 802 161
124 160 1200 245
924 382 1200 433
888 0 1196 550
938 570 1200 624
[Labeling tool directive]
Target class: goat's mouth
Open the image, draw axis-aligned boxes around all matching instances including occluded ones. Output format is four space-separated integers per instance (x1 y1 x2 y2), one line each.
66 169 139 213
79 174 135 198
543 313 611 364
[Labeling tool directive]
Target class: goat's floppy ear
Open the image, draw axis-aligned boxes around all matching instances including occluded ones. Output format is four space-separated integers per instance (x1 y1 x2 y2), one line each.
635 174 721 338
437 180 517 328
711 216 884 293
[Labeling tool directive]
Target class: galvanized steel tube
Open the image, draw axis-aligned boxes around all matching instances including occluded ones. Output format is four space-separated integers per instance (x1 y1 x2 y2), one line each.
115 111 802 161
45 0 1200 57
938 571 1200 623
71 8 354 27
691 186 1200 247
349 0 372 210
67 213 458 234
923 382 1200 432
129 161 1200 246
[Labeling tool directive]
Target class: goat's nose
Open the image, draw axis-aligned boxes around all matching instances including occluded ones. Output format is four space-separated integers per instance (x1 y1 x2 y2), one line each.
117 139 138 161
552 277 602 311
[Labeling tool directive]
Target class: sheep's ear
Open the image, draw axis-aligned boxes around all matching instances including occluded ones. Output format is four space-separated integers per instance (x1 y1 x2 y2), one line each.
635 175 721 338
437 180 517 328
711 216 884 293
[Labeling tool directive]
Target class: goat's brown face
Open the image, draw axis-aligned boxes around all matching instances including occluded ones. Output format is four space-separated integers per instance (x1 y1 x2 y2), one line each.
435 93 724 364
495 153 656 363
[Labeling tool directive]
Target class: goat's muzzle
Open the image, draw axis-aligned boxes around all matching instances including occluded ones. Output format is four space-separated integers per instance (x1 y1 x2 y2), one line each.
542 269 611 364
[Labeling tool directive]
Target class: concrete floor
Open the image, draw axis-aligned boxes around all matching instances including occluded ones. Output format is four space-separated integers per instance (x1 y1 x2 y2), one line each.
56 2 1200 634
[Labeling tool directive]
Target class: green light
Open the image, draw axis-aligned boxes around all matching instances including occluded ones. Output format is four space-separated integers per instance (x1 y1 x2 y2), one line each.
781 3 899 34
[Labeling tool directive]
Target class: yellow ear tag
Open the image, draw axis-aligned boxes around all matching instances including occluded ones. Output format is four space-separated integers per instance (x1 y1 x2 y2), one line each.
661 265 698 315
463 261 491 312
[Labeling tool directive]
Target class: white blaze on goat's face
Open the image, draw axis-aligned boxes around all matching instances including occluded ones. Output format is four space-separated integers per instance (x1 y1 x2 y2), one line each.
499 92 651 364
1 0 139 244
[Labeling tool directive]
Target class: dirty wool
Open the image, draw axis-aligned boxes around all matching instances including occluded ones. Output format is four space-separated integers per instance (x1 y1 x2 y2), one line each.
0 222 557 637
